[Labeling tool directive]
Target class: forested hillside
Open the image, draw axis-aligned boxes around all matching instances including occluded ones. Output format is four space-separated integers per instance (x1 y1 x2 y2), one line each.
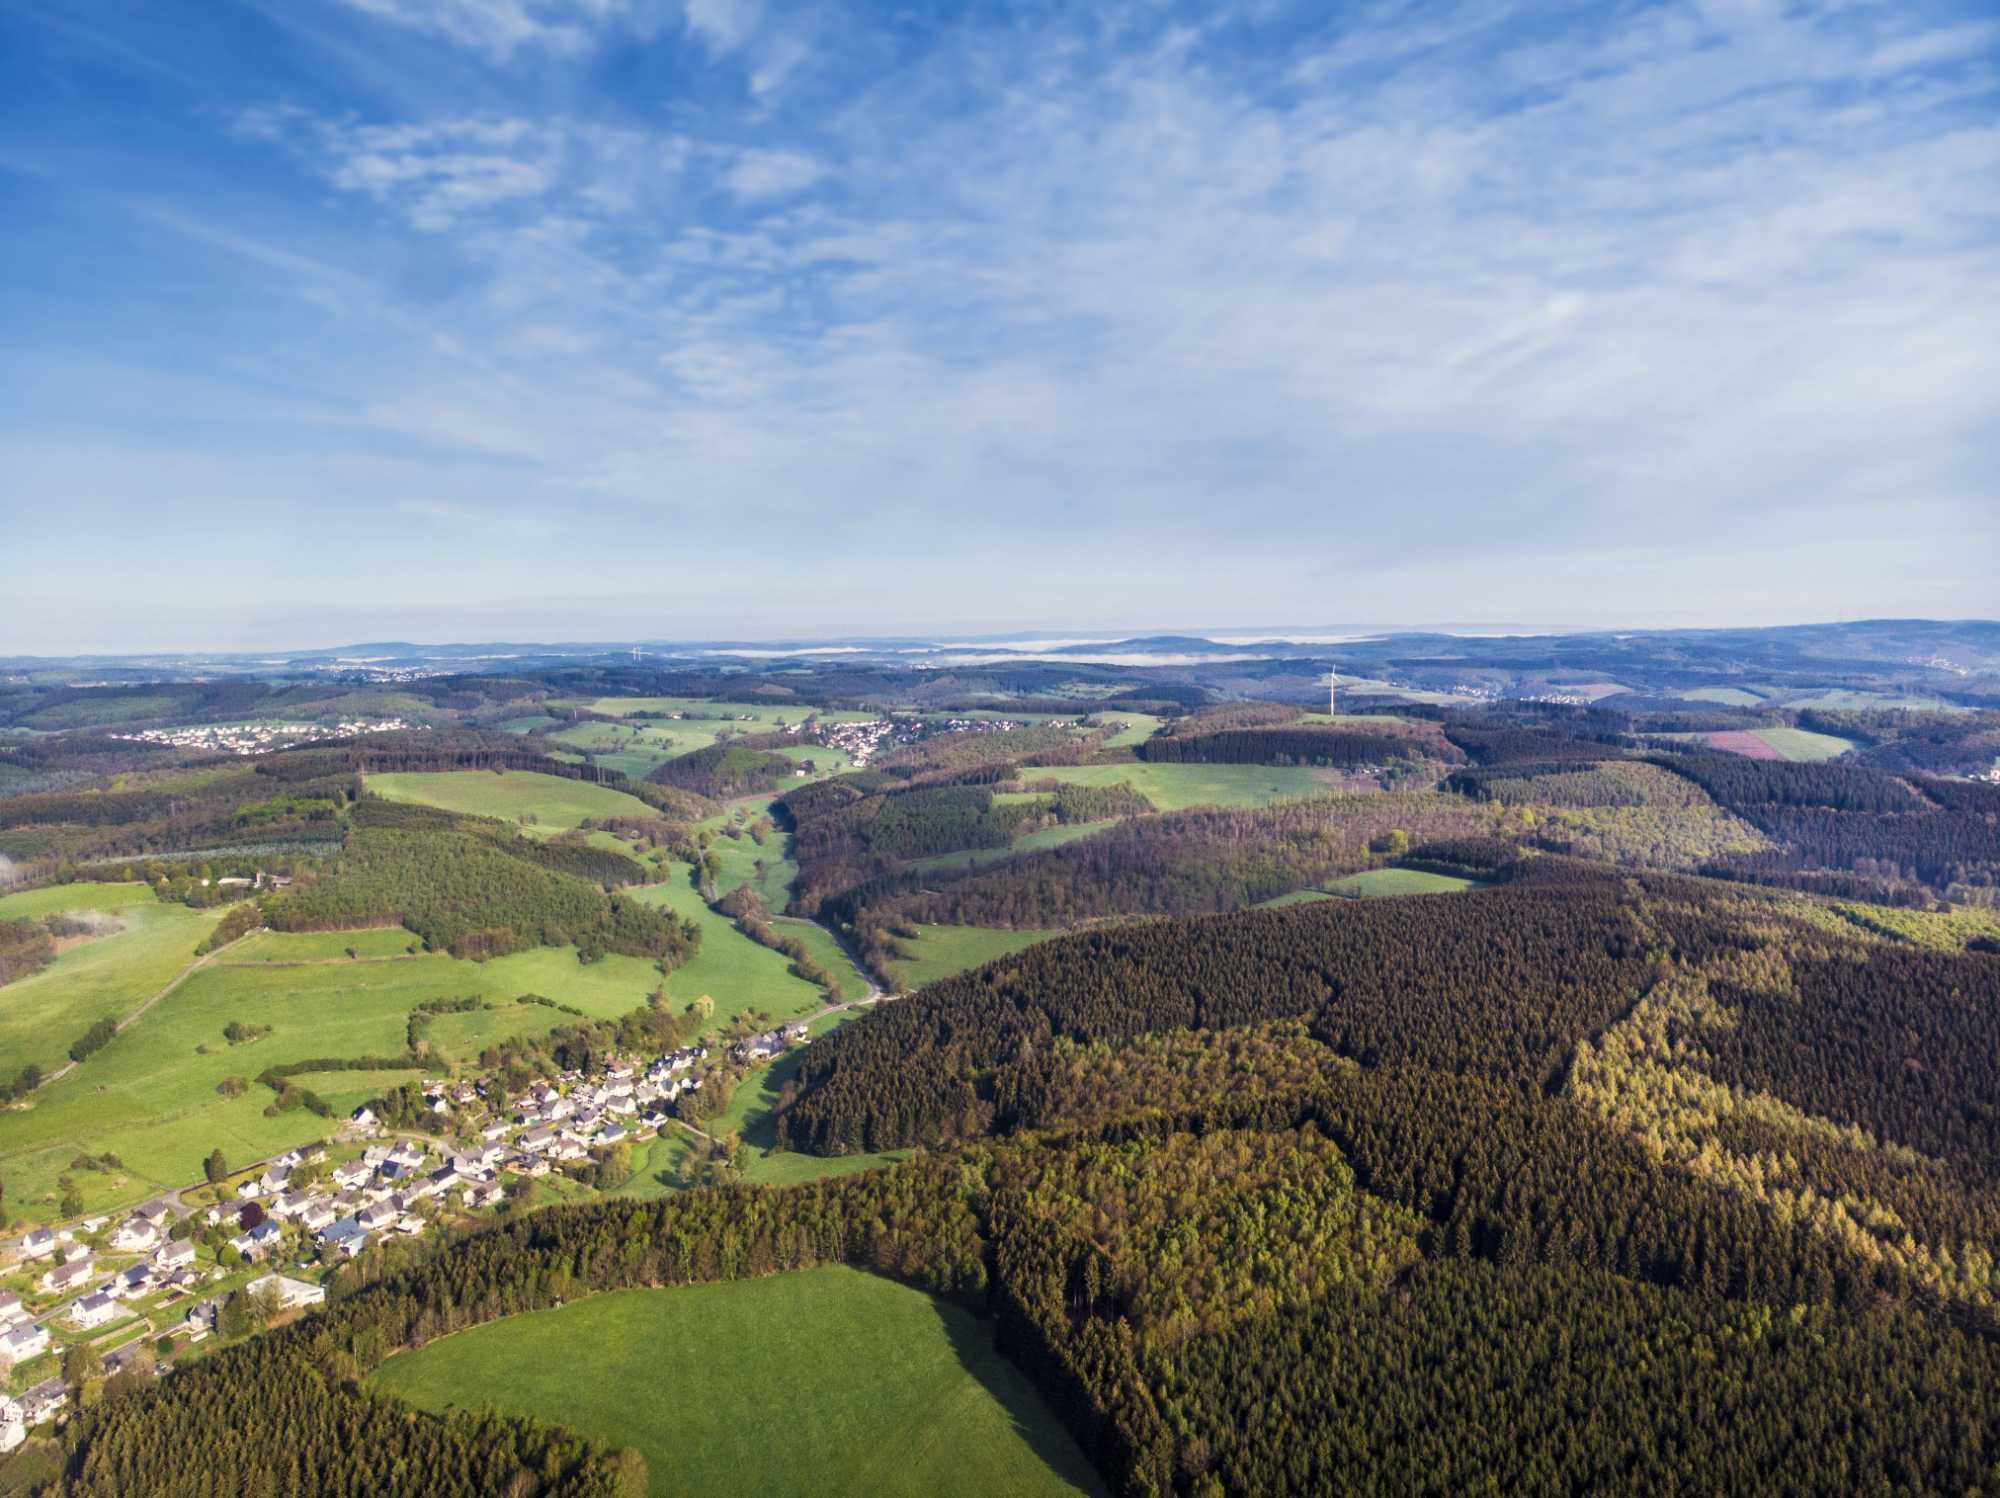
6 660 2000 1496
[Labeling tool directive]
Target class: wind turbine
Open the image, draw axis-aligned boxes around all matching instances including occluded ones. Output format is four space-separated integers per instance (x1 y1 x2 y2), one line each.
1323 669 1338 717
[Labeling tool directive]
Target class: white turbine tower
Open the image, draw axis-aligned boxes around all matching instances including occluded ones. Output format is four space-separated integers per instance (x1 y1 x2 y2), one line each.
1324 669 1338 717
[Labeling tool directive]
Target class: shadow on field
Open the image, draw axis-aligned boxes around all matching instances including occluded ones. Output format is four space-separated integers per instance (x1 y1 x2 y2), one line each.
931 1297 1112 1497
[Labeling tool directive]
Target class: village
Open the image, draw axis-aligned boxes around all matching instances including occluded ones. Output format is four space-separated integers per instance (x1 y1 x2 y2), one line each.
108 718 413 755
0 1014 816 1447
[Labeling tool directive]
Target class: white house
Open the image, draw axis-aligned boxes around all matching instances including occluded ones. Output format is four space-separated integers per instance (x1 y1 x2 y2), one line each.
67 1293 118 1329
41 1259 92 1295
349 1106 378 1129
109 1218 160 1253
0 1323 50 1363
15 1229 56 1262
245 1273 325 1311
152 1240 196 1273
463 1180 505 1210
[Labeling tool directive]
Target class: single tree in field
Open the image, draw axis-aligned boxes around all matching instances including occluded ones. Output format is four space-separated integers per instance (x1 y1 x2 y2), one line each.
204 1148 228 1183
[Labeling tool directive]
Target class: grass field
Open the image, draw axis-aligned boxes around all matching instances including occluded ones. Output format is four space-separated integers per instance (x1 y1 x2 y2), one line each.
1018 762 1335 812
0 882 223 1080
1258 888 1340 908
371 1269 1105 1498
225 926 419 962
905 819 1117 878
1674 687 1767 707
884 923 1062 991
365 770 658 830
1324 868 1477 897
1748 727 1854 762
1094 713 1164 748
631 872 827 1025
0 939 674 1221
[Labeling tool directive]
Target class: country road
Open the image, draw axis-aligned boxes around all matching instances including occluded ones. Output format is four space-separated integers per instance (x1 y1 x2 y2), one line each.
34 931 252 1092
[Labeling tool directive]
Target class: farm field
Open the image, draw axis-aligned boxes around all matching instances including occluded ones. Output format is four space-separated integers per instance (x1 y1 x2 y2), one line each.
1094 712 1164 748
905 819 1117 878
1747 727 1854 762
225 926 418 962
1675 687 1767 707
371 1269 1105 1498
364 770 657 830
1258 888 1340 908
883 923 1062 991
630 872 827 1024
0 882 223 1080
0 940 675 1220
1699 727 1854 762
1017 762 1336 812
1324 868 1478 897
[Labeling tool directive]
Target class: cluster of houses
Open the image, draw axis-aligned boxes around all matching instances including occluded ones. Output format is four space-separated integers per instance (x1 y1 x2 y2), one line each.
733 1022 810 1065
14 1202 208 1336
108 718 411 755
0 1016 828 1428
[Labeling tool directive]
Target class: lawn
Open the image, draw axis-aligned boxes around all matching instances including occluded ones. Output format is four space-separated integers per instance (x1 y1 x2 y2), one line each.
1018 762 1335 811
371 1269 1105 1498
0 882 223 1080
1323 868 1477 898
364 770 658 830
883 924 1063 992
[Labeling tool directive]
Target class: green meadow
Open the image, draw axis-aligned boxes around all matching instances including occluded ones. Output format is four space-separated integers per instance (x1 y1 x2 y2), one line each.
1324 868 1477 897
1749 727 1855 762
0 938 675 1221
1095 712 1165 748
365 770 658 830
371 1269 1105 1498
630 872 826 1025
905 819 1116 878
1674 687 1768 707
226 926 419 962
0 882 223 1080
883 923 1062 991
1017 761 1336 811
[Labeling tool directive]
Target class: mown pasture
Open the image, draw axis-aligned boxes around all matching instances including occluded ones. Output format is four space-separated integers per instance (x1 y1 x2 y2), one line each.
1014 762 1337 812
0 935 697 1220
882 923 1062 991
370 1268 1105 1498
0 882 223 1080
365 770 657 830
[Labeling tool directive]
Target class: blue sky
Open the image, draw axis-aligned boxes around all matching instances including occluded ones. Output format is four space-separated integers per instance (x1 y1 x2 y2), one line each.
2 0 1996 652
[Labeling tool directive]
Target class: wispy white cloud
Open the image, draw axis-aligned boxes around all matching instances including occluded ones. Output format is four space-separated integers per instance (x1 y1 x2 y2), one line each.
331 0 635 61
7 0 1998 645
720 146 824 199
